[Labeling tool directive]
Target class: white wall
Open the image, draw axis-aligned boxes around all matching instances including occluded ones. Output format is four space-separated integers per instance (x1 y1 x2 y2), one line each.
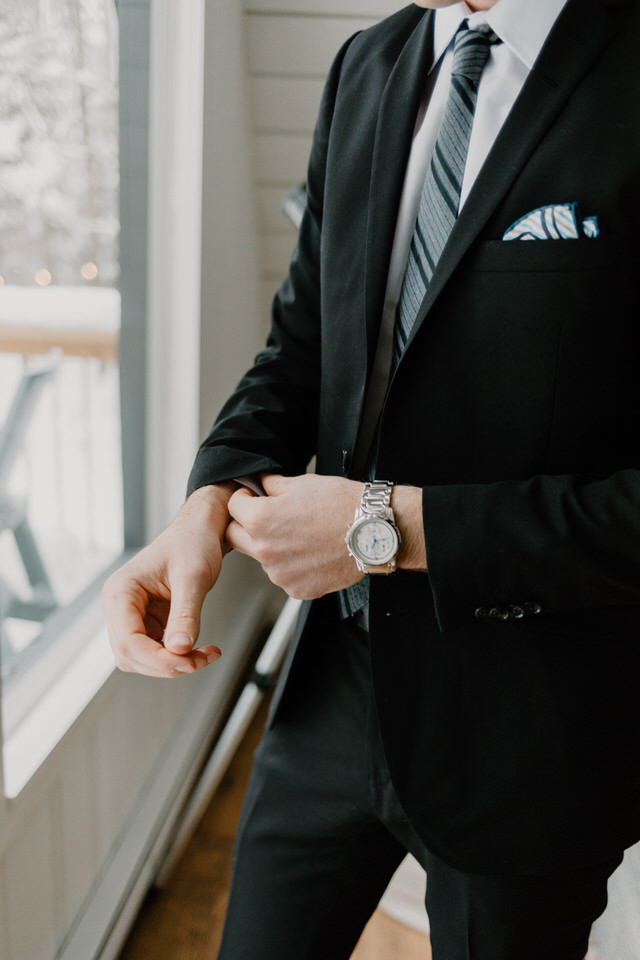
243 0 402 323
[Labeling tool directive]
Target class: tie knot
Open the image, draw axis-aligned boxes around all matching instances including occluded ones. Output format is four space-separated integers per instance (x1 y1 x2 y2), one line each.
451 22 501 86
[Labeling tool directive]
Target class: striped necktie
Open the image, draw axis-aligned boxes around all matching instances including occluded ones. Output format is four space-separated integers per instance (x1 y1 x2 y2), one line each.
394 21 501 362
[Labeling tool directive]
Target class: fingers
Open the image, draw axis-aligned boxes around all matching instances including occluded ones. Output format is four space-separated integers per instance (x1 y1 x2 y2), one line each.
121 632 221 679
260 473 288 496
163 567 214 654
102 492 230 678
103 577 151 655
225 518 256 557
228 484 259 524
143 611 166 642
103 561 220 679
228 475 295 536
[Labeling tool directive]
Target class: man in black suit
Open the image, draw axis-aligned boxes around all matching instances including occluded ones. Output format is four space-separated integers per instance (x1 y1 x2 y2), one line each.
104 0 640 955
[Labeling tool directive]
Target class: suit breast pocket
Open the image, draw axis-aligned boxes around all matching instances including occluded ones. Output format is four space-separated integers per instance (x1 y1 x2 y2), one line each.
469 235 631 273
467 235 639 475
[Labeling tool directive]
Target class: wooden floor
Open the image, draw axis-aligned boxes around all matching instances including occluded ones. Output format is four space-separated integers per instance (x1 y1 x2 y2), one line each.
118 697 430 960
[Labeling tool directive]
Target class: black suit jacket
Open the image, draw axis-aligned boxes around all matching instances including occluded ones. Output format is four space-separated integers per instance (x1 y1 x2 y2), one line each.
188 0 640 873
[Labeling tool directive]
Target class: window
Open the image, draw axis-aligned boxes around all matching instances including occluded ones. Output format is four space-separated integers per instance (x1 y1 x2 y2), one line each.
0 1 123 696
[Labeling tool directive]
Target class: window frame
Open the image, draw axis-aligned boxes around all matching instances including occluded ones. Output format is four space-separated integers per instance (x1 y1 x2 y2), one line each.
0 0 169 789
1 0 233 800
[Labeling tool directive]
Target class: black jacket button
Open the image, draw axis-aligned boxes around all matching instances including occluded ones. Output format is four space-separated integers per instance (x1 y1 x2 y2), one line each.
475 606 490 619
508 604 524 619
523 601 542 616
490 606 509 621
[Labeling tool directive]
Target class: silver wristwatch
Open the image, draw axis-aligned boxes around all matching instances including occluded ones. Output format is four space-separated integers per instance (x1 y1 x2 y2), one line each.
345 481 401 574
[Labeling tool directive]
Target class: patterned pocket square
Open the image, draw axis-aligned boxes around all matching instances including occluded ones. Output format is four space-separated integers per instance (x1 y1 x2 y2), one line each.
503 202 599 241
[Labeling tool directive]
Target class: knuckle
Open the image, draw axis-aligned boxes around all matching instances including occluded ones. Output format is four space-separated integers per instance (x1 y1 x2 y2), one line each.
288 584 312 600
257 541 274 566
171 610 198 627
113 652 131 673
264 565 283 587
171 662 193 678
252 539 273 567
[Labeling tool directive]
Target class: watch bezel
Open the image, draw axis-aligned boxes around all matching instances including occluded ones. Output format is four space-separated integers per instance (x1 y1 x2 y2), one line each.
346 513 401 568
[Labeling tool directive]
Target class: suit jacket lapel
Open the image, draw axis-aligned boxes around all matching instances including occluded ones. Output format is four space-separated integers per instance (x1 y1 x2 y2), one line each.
395 0 633 365
363 10 433 368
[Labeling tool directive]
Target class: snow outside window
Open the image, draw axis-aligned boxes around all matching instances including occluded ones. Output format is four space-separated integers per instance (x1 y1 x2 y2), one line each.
0 0 123 697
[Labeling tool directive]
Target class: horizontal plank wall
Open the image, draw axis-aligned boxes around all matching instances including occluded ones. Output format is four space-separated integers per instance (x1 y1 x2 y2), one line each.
243 0 403 324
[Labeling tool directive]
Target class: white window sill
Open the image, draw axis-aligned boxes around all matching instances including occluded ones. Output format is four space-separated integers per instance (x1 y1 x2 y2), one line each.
3 613 116 800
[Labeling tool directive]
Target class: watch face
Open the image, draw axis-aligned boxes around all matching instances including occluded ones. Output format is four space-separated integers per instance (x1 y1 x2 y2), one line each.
351 518 399 565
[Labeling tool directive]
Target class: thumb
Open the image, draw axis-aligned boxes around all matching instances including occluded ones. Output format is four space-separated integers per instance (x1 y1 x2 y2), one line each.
164 570 211 654
261 473 288 496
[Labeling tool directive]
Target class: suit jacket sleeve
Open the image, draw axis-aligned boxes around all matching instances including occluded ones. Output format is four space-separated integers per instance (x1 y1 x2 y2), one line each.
422 470 640 632
186 34 359 498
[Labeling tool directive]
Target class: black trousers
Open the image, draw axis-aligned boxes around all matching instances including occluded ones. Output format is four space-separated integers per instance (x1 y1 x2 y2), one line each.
217 609 623 960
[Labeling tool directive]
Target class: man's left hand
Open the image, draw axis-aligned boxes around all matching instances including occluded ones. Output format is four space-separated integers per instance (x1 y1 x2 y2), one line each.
226 473 365 598
226 473 427 599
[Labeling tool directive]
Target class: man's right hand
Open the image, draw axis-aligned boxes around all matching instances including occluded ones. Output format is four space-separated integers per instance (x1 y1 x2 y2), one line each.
102 483 235 678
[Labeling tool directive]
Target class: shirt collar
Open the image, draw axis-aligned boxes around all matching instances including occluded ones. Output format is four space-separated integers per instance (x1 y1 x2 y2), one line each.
432 0 570 72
